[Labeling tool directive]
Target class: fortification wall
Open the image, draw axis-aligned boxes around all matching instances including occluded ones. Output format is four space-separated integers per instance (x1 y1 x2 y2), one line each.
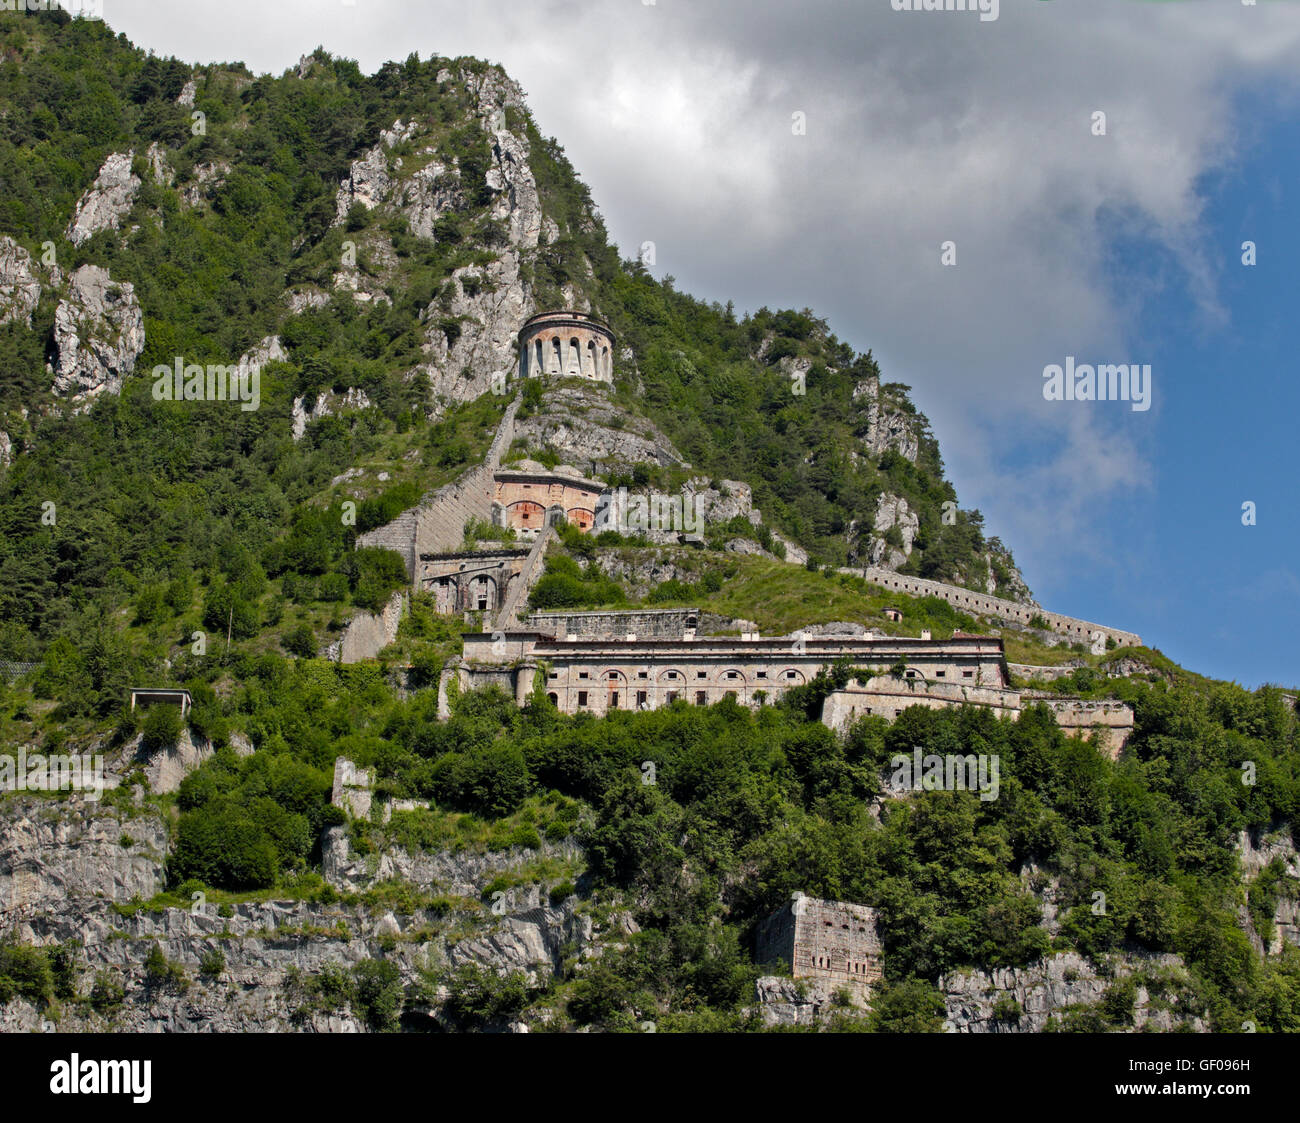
822 678 1023 734
857 566 1141 648
526 607 699 639
356 397 519 579
757 894 882 988
498 525 555 627
1031 696 1134 758
334 590 407 664
1008 662 1080 682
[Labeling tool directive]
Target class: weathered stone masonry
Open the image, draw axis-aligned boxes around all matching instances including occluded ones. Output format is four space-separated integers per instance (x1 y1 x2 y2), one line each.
757 893 883 993
857 566 1141 648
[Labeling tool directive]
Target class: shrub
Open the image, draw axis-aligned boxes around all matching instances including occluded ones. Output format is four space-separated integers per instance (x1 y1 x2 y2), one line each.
351 959 403 1031
140 703 183 750
89 970 125 1014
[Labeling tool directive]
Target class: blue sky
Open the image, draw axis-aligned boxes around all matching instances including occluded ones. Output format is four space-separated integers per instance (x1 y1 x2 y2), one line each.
92 0 1300 687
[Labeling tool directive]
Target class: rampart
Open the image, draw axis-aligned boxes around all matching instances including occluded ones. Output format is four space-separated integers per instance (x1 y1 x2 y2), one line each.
856 566 1141 648
356 396 519 578
525 607 700 639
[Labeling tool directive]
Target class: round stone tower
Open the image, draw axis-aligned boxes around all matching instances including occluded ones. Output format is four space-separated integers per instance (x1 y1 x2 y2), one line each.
517 310 615 383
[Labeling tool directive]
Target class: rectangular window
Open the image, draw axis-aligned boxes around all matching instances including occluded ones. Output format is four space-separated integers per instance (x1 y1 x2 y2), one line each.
609 692 619 709
756 671 767 679
962 670 974 679
578 672 589 680
935 670 945 678
577 691 588 707
636 690 647 706
695 691 707 705
638 671 648 679
696 671 707 679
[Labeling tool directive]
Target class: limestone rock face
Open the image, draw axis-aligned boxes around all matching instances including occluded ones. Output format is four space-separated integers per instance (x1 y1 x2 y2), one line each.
291 386 372 441
284 286 331 314
512 384 684 471
334 140 392 222
0 429 11 469
983 547 1034 602
0 890 594 1032
0 236 41 326
752 975 865 1027
181 160 230 209
940 951 1205 1033
0 798 168 923
868 492 919 568
419 71 543 405
50 264 146 404
1239 828 1300 954
145 141 172 186
322 825 581 898
393 159 456 239
236 335 286 381
133 727 253 796
853 374 920 463
176 79 196 107
66 152 141 247
685 477 753 526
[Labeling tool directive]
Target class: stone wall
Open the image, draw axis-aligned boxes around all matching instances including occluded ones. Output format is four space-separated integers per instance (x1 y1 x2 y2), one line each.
334 589 407 664
497 525 555 627
356 396 519 579
518 310 614 383
1008 662 1081 682
757 893 882 994
856 566 1141 648
331 758 375 820
525 607 700 639
821 677 1025 733
419 548 530 616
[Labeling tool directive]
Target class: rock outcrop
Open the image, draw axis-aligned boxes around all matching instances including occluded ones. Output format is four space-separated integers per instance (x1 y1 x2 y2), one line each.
65 152 141 247
49 264 146 404
181 160 230 209
0 236 41 326
853 374 920 463
291 386 372 441
419 71 544 405
940 951 1205 1033
0 797 168 923
868 492 919 568
512 384 685 471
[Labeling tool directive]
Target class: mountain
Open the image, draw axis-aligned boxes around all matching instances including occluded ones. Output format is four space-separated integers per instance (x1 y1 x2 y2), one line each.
0 9 1297 1036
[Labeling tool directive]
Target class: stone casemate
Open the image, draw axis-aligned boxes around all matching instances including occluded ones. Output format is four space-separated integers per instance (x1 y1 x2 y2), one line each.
493 459 604 534
757 893 883 994
517 310 614 383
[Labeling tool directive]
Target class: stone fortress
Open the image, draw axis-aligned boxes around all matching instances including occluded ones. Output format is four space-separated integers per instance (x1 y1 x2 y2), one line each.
757 893 883 1001
348 308 1140 753
517 310 615 383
